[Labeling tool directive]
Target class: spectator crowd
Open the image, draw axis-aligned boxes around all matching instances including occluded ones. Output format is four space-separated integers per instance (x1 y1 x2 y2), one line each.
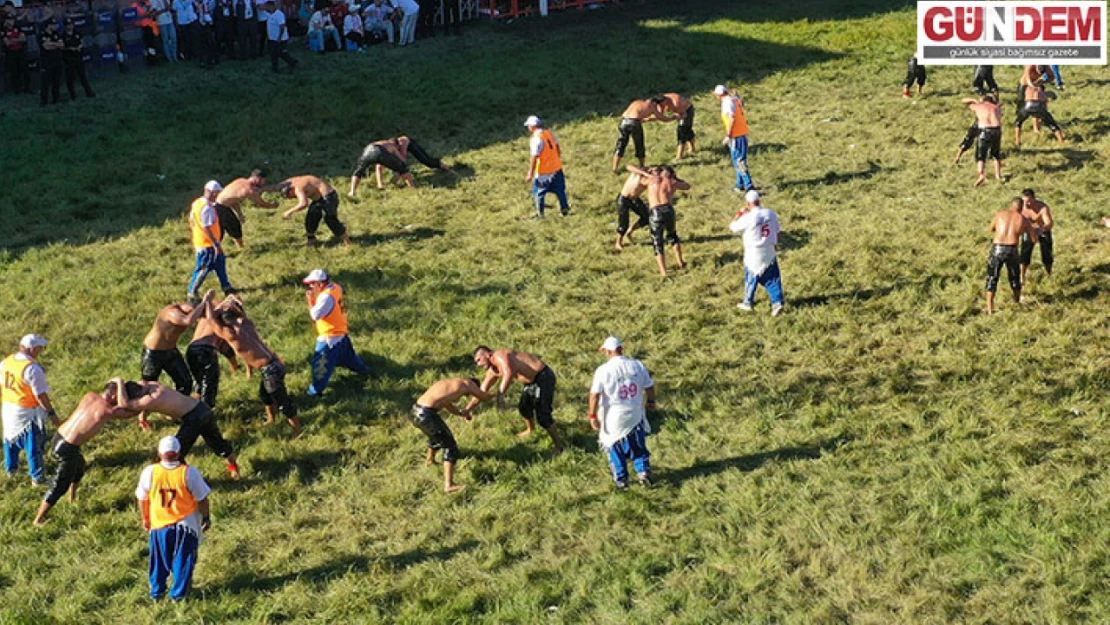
1 0 466 102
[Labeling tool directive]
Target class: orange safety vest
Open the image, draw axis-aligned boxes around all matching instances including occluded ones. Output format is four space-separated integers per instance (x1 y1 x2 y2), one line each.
721 95 749 138
533 129 563 176
149 464 199 530
0 355 40 409
189 198 222 250
312 283 349 338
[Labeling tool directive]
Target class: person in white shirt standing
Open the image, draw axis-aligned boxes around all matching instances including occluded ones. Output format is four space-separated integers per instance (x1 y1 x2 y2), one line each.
729 190 785 315
2 334 60 486
172 0 199 60
149 0 178 62
264 0 297 73
394 0 418 46
588 336 656 490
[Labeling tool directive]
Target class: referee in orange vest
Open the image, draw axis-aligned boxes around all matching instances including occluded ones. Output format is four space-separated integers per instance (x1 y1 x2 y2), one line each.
187 180 237 302
303 269 373 397
136 435 212 601
524 115 570 218
714 85 755 192
2 334 59 486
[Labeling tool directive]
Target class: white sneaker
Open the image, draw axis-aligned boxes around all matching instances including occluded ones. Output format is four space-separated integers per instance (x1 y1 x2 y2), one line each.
737 301 753 311
771 304 784 316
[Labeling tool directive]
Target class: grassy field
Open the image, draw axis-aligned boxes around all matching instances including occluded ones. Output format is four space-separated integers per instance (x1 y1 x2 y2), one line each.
1 0 1108 622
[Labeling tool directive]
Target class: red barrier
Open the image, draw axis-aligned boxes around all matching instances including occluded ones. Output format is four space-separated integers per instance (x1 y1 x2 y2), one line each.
479 0 618 20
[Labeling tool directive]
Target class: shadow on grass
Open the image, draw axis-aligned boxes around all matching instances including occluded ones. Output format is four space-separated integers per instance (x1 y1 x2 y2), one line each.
217 541 478 594
790 283 898 308
94 447 158 468
777 161 887 190
750 143 788 156
248 448 350 484
661 434 853 486
1039 149 1096 174
349 227 446 249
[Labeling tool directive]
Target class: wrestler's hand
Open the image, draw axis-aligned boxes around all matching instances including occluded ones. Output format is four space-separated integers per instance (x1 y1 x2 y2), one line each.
525 174 533 183
138 418 152 433
460 409 472 422
589 416 600 432
142 517 151 532
282 210 294 219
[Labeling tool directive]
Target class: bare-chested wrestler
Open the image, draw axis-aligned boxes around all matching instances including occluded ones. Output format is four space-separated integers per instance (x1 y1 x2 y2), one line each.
627 164 689 277
985 198 1038 314
410 377 496 493
33 378 139 525
1019 188 1054 287
142 290 215 396
465 346 565 454
959 95 1004 186
185 296 244 409
348 135 456 195
614 167 653 251
660 93 696 160
1015 82 1065 147
208 298 302 435
612 96 675 173
213 168 280 248
120 380 240 480
279 175 352 248
1018 64 1051 102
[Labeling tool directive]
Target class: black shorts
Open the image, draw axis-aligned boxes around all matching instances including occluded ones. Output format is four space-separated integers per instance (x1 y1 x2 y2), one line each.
677 106 695 143
186 342 221 407
958 123 978 151
306 190 346 238
1015 103 1062 132
44 434 85 506
617 194 649 235
649 204 681 255
353 144 408 177
176 401 234 460
214 202 243 240
141 347 193 395
903 62 926 88
1020 230 1054 270
409 404 459 463
973 66 998 94
615 118 645 159
519 365 556 430
406 139 442 170
985 244 1021 293
259 358 297 419
975 127 1002 161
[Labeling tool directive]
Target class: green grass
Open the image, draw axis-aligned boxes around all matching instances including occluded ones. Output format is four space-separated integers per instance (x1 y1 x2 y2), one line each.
1 0 1108 622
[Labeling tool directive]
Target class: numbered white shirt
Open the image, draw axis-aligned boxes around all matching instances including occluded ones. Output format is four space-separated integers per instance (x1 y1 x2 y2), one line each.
590 356 654 448
730 206 780 275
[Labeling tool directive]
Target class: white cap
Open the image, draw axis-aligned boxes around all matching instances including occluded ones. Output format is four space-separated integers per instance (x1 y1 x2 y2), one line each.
745 190 761 203
713 85 728 96
600 336 623 352
158 436 181 455
204 180 223 192
302 268 329 284
523 115 542 128
20 334 48 349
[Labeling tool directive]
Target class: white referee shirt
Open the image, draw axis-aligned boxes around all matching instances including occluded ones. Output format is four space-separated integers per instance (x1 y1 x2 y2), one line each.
590 355 654 448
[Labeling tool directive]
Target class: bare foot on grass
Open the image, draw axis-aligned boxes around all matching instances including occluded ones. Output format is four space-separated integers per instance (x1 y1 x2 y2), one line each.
445 484 467 494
